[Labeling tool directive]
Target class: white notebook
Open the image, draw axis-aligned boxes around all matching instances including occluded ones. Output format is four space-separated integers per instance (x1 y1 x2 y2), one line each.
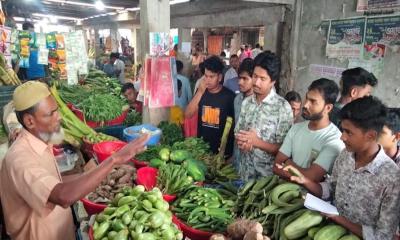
304 193 339 215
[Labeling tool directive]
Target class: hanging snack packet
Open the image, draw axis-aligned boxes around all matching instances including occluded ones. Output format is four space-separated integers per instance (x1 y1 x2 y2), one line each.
55 34 65 49
46 33 57 49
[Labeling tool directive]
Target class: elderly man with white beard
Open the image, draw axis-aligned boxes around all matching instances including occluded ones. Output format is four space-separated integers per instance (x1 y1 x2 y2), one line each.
0 81 149 240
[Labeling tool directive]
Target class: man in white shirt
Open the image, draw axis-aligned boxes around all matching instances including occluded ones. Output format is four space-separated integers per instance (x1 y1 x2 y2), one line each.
274 78 345 182
110 52 125 84
251 43 262 59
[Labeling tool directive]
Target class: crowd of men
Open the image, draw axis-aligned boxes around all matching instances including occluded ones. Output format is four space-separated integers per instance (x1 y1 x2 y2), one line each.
178 49 399 240
1 38 399 239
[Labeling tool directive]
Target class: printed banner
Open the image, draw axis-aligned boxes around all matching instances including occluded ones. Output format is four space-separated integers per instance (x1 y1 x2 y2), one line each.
367 0 400 9
365 16 400 46
348 57 384 77
149 32 170 57
326 18 366 58
309 64 346 80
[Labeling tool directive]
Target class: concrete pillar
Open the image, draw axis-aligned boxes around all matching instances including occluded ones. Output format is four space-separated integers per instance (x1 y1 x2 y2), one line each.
135 28 142 64
230 31 240 56
264 22 279 53
110 26 119 53
139 0 170 125
201 29 208 54
94 28 101 58
177 28 192 77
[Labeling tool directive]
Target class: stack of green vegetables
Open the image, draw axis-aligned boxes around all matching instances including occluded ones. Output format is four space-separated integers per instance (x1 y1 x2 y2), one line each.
171 138 210 160
85 69 122 96
172 187 234 233
157 121 184 146
92 185 183 240
156 163 193 195
124 110 142 126
214 181 239 202
80 94 125 122
50 86 116 145
58 69 127 123
234 176 360 240
235 176 303 237
150 147 207 182
135 145 169 162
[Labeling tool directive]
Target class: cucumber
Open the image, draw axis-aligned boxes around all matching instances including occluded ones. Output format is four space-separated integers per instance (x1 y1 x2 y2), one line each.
314 225 347 240
283 210 323 239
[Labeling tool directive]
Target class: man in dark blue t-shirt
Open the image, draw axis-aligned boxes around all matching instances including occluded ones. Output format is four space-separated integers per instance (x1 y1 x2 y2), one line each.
185 56 235 157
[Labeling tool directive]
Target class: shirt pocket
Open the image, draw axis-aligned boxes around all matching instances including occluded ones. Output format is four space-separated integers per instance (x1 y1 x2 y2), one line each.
259 116 279 142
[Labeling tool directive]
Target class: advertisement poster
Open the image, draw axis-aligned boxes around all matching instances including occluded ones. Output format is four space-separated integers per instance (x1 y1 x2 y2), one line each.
309 64 346 80
365 16 400 46
367 0 400 9
348 57 384 77
326 18 366 58
149 32 170 57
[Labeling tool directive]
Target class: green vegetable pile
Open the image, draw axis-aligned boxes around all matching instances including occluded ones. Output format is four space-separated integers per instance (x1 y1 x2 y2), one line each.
124 110 142 126
58 68 127 122
85 69 122 96
235 176 301 237
214 181 239 202
80 94 125 122
92 185 183 240
172 187 234 233
156 163 193 195
157 121 184 146
149 147 207 182
50 86 116 145
195 117 239 182
135 145 168 162
171 138 211 160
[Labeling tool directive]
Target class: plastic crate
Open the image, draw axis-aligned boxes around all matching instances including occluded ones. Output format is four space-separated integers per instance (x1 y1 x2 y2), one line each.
94 124 127 141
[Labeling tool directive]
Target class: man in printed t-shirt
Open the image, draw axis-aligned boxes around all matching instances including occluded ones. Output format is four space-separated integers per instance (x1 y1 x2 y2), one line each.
185 56 235 157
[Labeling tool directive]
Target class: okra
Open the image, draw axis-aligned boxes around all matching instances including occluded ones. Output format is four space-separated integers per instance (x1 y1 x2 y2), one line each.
238 179 256 196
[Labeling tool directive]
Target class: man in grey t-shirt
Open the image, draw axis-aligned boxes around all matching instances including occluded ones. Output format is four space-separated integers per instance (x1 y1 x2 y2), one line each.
274 78 344 182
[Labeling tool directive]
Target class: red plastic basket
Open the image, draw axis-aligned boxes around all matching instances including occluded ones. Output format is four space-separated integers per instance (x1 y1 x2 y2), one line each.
172 215 214 240
136 167 176 202
81 198 106 215
93 141 127 163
